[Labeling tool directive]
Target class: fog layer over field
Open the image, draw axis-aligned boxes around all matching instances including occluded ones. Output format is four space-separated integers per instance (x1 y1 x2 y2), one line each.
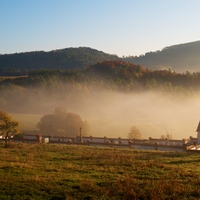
71 91 199 139
9 88 200 139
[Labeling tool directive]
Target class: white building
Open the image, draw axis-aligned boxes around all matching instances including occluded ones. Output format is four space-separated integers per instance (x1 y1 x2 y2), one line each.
196 121 200 144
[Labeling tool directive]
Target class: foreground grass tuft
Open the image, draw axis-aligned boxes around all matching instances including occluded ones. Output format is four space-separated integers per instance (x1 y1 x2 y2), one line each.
1 142 200 199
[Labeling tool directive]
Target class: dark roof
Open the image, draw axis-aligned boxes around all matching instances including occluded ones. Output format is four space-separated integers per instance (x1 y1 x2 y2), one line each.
196 121 200 132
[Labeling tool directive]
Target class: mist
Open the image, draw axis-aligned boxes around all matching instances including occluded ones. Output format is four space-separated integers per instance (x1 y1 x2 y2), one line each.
2 85 200 140
73 90 200 139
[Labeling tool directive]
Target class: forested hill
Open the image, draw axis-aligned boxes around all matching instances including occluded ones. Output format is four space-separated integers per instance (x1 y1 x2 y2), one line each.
124 40 200 72
2 60 200 92
1 41 200 75
1 60 200 113
0 47 119 75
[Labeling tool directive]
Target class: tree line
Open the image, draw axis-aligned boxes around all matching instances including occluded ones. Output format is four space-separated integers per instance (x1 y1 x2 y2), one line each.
124 40 200 72
1 60 200 92
1 60 200 113
0 47 119 75
2 41 200 74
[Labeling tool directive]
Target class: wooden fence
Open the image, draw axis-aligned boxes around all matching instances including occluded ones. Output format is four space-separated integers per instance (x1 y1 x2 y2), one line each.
6 134 193 152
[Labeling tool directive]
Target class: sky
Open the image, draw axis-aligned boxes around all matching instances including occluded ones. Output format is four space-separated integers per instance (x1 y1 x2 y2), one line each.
1 0 200 57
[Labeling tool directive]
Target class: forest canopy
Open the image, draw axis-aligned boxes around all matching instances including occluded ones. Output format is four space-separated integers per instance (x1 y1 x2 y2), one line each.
0 60 200 114
0 47 119 75
2 41 200 74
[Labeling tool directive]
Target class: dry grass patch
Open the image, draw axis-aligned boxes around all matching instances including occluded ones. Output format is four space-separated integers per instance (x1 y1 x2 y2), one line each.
0 142 200 199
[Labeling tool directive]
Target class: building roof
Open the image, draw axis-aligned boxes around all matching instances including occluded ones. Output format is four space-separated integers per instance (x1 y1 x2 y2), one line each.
196 121 200 132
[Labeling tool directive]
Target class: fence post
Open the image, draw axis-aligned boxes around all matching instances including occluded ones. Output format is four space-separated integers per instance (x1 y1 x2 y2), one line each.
165 138 169 145
104 136 107 143
118 137 122 145
155 142 158 150
183 143 187 151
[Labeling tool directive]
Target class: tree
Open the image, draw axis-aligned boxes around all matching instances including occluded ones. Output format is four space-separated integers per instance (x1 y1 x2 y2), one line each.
37 107 88 137
81 120 91 136
160 133 172 139
63 112 83 137
128 126 141 139
0 111 20 147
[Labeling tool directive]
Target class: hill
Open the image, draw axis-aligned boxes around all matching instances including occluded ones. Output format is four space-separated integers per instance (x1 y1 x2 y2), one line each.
124 40 200 72
0 47 119 75
1 40 200 74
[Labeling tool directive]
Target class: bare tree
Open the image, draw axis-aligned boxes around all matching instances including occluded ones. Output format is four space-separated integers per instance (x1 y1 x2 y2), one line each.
160 132 172 139
128 126 141 139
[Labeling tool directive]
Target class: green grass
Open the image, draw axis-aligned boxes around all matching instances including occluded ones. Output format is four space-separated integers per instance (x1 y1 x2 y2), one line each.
1 142 200 199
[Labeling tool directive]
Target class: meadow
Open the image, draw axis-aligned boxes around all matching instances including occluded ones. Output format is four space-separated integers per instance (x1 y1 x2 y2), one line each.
1 142 200 200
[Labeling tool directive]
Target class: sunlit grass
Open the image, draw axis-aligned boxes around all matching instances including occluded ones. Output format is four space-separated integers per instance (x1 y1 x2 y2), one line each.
1 142 200 199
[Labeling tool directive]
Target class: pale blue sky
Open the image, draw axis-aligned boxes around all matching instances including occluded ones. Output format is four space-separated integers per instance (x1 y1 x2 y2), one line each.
1 0 200 56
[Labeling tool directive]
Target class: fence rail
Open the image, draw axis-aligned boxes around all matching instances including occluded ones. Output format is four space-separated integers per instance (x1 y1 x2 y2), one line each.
3 134 194 152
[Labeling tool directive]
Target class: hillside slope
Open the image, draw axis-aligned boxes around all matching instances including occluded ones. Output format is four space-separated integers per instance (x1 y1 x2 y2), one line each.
1 41 200 74
124 40 200 72
0 47 119 74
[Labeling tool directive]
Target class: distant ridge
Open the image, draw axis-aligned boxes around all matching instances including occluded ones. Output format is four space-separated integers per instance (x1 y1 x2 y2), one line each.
1 41 200 74
124 40 200 72
0 47 119 73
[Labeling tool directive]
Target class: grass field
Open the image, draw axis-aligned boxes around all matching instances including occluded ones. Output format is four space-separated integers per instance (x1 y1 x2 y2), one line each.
1 142 200 200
